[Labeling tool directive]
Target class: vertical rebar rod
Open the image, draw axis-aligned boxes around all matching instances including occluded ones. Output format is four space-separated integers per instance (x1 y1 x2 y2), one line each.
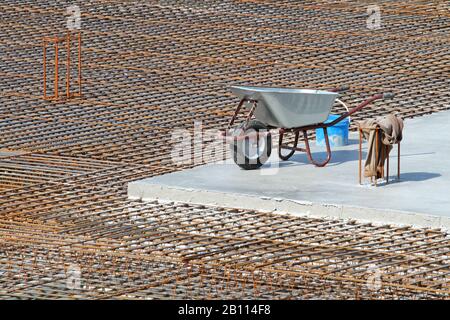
386 147 390 184
43 40 47 99
54 39 59 100
398 142 401 180
67 32 70 98
78 31 81 97
359 127 362 185
375 128 378 186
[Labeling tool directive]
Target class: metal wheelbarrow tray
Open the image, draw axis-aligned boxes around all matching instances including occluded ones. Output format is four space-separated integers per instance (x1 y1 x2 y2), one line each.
230 86 339 129
224 85 394 170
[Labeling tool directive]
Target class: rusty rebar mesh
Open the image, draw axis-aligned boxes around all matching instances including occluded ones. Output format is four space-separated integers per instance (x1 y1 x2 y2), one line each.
0 0 449 299
0 194 449 299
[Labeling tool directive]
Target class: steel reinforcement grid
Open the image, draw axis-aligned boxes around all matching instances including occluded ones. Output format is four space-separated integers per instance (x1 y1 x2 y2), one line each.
0 0 449 299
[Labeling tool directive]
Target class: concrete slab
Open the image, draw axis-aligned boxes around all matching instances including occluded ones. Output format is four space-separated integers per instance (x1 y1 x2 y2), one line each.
129 111 450 230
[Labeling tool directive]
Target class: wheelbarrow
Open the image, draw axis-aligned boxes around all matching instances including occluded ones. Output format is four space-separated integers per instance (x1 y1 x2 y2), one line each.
223 85 395 170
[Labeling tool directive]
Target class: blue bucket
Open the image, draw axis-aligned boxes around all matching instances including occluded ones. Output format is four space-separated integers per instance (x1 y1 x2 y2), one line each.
315 114 349 147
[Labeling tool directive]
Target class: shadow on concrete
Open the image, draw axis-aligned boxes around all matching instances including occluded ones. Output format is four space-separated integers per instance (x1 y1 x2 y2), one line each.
375 172 441 186
345 138 361 146
277 148 436 169
314 138 361 146
278 149 367 168
398 172 441 182
398 152 435 158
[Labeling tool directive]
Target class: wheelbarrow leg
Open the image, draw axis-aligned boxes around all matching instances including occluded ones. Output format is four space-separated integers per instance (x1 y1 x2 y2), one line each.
278 129 299 161
227 98 246 129
227 99 257 129
303 128 331 167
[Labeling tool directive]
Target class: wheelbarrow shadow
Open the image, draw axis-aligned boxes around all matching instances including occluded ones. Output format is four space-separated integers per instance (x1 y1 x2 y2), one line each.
277 149 366 168
276 138 362 168
276 140 436 169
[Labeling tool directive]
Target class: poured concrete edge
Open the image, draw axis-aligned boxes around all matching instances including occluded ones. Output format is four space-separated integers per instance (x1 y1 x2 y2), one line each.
128 182 450 231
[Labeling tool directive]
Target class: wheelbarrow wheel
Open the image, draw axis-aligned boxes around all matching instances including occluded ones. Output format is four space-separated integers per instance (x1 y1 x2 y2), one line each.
232 120 272 170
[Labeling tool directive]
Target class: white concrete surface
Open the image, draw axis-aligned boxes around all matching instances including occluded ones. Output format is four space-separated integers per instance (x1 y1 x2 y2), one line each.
129 111 450 230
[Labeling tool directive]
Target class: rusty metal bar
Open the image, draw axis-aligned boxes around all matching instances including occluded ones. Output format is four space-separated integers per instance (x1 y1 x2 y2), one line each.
43 39 47 99
398 142 401 181
359 126 362 185
54 38 58 100
387 146 390 184
66 31 70 98
40 31 82 101
78 31 82 97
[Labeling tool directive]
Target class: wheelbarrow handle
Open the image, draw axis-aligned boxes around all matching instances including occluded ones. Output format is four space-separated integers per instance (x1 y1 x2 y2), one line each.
325 93 384 127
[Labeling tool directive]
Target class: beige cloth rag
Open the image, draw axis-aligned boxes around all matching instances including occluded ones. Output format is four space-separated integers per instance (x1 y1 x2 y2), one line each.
359 114 404 179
